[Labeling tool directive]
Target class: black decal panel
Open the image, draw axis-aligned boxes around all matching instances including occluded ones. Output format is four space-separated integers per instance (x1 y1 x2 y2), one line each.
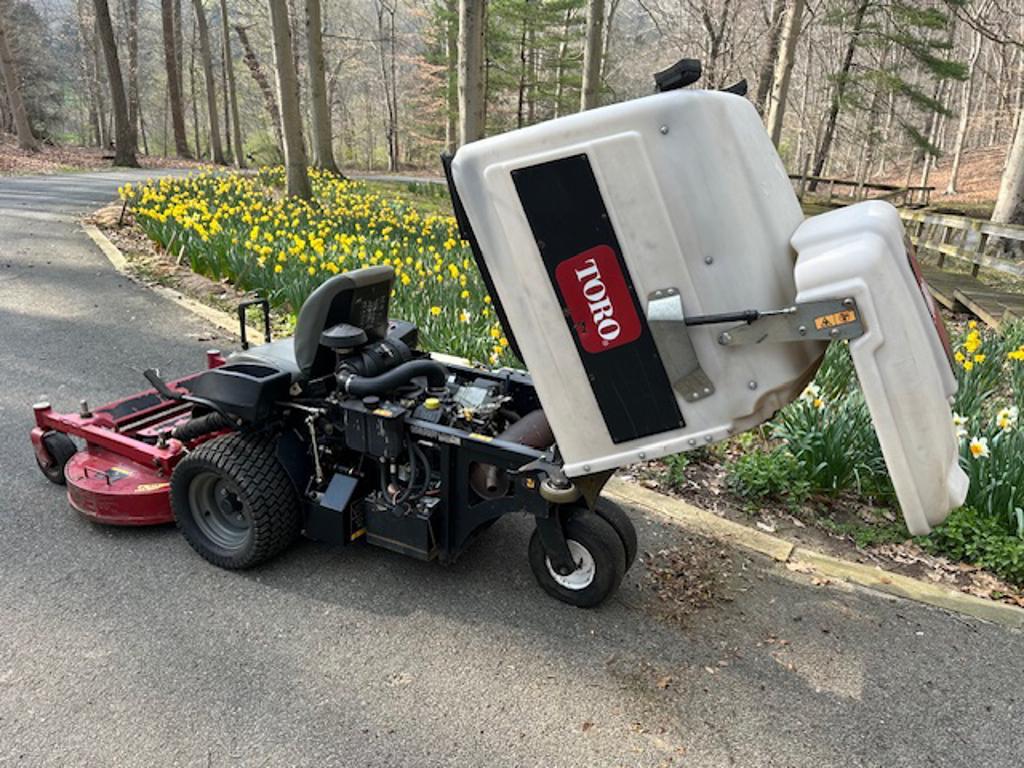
512 154 684 443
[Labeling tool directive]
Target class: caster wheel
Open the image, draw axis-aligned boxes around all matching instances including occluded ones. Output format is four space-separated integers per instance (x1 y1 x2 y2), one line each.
528 512 626 608
36 432 77 485
591 499 638 569
170 433 300 569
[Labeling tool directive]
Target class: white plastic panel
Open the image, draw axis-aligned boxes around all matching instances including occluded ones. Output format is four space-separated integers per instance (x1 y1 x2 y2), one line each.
453 90 823 477
792 201 968 535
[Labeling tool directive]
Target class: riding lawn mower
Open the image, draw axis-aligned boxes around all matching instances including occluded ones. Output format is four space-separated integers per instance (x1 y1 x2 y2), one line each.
30 60 967 607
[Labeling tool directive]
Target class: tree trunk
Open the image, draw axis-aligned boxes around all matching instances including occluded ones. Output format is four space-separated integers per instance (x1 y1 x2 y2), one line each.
305 0 338 173
93 0 138 166
764 0 804 147
754 0 786 115
124 0 141 150
219 0 244 167
267 0 311 198
457 0 485 144
552 8 572 119
0 1 38 151
993 108 1024 226
189 16 201 157
235 24 283 156
161 0 191 157
191 0 225 164
444 0 458 152
947 27 984 195
580 0 604 110
374 1 399 171
516 15 527 128
811 0 868 185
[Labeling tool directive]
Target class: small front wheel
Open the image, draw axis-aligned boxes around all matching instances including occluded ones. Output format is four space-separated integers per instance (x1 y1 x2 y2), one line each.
36 432 77 485
528 512 626 608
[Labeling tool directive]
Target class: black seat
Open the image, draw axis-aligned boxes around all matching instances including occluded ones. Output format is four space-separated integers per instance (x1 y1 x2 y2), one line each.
230 265 394 381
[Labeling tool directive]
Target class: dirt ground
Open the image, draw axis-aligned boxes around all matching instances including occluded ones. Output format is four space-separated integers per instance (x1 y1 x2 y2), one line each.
0 135 210 176
876 144 1009 213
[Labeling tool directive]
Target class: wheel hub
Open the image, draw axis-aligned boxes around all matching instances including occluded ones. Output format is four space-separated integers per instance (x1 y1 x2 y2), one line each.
546 539 596 590
189 472 251 551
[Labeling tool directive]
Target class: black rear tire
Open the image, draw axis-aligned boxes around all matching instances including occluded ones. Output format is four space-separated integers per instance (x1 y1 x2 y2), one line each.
592 499 638 569
528 512 626 608
36 432 77 485
170 433 300 569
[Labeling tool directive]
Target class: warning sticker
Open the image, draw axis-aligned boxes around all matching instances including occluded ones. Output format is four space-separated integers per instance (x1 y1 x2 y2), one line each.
136 482 170 493
814 310 858 330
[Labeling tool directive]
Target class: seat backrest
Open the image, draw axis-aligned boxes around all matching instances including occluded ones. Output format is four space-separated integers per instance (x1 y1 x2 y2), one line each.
293 265 394 377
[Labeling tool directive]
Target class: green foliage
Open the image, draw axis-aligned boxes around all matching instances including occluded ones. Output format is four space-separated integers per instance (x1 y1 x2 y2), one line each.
725 449 811 504
662 453 690 490
817 516 909 548
922 507 1024 586
824 0 967 155
772 390 890 497
812 340 857 401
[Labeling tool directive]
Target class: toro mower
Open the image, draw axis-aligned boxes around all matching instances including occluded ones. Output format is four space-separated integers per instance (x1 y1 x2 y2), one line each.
31 60 967 607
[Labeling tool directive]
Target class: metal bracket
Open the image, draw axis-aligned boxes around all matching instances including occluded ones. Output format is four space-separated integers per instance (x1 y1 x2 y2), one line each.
717 298 864 347
647 288 715 403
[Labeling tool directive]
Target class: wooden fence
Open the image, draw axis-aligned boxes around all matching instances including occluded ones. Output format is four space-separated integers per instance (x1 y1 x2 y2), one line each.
789 174 934 208
899 209 1024 278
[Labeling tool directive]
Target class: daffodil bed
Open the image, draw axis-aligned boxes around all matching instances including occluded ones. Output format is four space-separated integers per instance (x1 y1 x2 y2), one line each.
120 168 513 366
121 169 1024 588
668 320 1024 587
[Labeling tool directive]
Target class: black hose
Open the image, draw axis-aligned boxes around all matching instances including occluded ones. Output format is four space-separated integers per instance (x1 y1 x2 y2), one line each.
171 412 233 442
340 359 448 397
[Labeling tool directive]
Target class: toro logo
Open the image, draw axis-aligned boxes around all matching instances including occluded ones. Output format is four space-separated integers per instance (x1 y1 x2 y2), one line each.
554 245 642 354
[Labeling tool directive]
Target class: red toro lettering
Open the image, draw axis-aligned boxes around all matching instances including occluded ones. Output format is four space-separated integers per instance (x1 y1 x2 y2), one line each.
554 245 642 353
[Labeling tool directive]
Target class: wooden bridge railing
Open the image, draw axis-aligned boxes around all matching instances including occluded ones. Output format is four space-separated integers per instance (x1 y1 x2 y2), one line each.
899 209 1024 278
788 174 934 208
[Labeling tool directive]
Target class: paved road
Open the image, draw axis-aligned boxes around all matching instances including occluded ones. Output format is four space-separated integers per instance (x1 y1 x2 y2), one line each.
1 170 1022 768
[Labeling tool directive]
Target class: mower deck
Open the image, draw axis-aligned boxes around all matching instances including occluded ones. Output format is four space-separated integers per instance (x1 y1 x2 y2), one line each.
31 352 226 526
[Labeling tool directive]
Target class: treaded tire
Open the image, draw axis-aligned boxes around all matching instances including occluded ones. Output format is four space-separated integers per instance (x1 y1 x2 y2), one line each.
528 512 626 608
170 433 300 569
591 499 638 569
37 432 77 485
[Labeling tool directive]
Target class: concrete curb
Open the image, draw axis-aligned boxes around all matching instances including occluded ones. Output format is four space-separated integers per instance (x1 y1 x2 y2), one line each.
84 216 1024 631
607 479 1024 629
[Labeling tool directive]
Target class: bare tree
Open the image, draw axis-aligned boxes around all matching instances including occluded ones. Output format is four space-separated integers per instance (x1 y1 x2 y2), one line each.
268 0 311 198
444 0 458 151
219 0 244 167
93 0 137 166
457 0 486 144
235 24 283 156
765 0 804 147
811 0 869 181
191 0 225 164
305 0 339 173
124 0 140 145
947 22 987 194
161 0 191 157
580 0 604 110
0 0 38 150
375 0 400 171
753 0 786 114
993 108 1024 226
